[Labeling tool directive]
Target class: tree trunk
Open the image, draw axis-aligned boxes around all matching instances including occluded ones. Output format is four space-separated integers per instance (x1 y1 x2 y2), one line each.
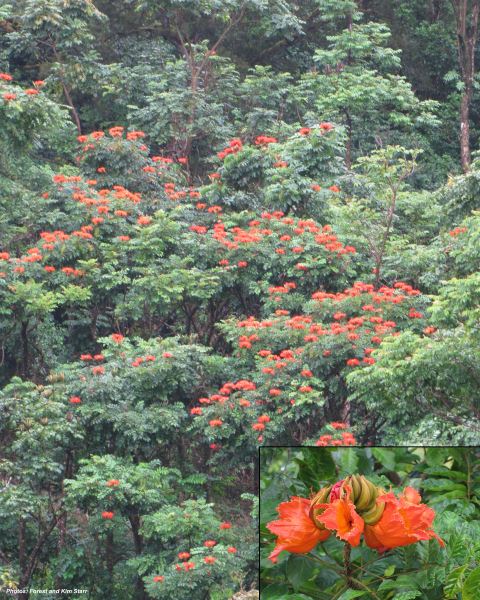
61 81 82 134
129 514 143 555
129 515 147 600
345 112 353 169
460 86 472 172
18 519 26 574
19 516 59 597
374 180 401 288
451 0 480 172
105 530 114 577
55 451 73 589
429 0 441 22
20 320 30 378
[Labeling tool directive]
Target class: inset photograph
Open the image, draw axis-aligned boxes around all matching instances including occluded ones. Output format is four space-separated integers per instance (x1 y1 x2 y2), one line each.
260 446 480 599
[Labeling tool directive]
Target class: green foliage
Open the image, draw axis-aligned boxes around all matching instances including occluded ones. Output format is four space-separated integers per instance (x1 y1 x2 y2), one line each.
307 21 440 166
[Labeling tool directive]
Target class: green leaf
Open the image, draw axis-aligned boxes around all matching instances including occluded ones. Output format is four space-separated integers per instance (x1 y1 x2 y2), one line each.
384 564 396 577
378 574 419 592
428 490 469 502
443 564 468 599
337 590 367 599
336 448 359 476
421 478 467 493
462 567 480 600
286 555 317 591
424 448 451 466
261 584 290 599
423 467 467 481
372 448 397 470
295 449 336 490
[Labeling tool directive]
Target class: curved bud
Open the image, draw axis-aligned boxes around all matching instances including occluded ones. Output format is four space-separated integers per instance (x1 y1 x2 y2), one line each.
310 476 387 528
361 500 386 525
354 475 373 511
309 485 332 529
349 474 361 499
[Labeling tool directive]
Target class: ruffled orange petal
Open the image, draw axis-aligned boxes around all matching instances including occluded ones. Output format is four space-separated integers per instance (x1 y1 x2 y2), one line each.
402 486 421 504
316 496 364 547
365 489 445 550
267 496 330 562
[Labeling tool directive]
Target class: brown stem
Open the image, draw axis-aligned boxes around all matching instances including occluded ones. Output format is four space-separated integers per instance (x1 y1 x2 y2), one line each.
129 514 143 555
174 4 247 166
253 455 259 494
343 543 357 589
374 185 397 288
343 545 381 598
61 81 82 134
374 160 414 287
50 43 82 134
19 515 60 594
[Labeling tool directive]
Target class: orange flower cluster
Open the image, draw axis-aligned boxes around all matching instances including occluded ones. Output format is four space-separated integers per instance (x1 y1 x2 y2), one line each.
449 226 467 237
153 529 237 584
315 427 356 446
200 214 356 262
0 172 161 286
267 476 444 562
217 138 243 159
255 135 278 145
232 280 427 370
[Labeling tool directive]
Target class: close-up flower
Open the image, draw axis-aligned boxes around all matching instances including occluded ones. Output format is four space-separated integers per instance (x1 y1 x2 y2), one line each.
267 475 444 562
261 448 469 599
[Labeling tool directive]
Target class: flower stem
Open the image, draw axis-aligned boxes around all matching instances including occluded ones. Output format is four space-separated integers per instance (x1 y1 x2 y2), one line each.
343 543 357 589
349 577 382 600
342 545 382 599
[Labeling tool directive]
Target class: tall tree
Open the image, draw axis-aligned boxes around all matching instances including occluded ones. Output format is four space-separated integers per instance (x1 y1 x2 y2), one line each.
451 0 480 171
303 20 438 168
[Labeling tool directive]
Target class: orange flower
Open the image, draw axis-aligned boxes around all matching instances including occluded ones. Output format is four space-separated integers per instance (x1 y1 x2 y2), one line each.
364 487 445 551
315 488 364 547
267 496 330 563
